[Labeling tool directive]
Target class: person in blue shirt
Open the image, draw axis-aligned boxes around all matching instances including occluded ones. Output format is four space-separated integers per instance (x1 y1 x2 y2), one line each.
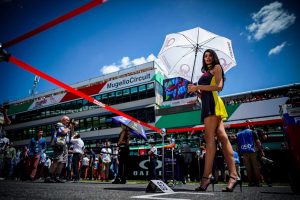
28 130 46 181
236 120 264 187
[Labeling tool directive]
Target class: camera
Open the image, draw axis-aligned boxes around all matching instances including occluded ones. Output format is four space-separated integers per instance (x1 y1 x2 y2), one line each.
68 118 79 127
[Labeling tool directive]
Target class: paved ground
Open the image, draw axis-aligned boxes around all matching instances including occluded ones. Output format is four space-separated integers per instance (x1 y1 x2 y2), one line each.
0 180 299 200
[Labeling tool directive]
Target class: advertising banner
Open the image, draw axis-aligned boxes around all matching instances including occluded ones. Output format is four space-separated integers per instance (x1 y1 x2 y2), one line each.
127 155 162 180
28 93 65 110
99 70 156 93
161 96 197 108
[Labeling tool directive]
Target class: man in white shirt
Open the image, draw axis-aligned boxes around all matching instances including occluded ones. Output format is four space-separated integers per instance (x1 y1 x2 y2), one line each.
100 140 112 181
71 133 84 182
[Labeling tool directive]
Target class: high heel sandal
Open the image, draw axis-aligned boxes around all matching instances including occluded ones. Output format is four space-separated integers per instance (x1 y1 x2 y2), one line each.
195 176 216 192
222 176 242 192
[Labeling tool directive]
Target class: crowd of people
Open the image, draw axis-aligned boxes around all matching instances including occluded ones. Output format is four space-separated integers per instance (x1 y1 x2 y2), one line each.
0 103 276 189
0 114 129 184
224 93 285 105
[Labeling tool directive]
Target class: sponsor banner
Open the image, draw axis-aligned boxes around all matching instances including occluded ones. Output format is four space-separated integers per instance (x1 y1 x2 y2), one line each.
128 155 162 179
161 96 197 108
127 151 184 180
99 70 155 93
28 93 65 110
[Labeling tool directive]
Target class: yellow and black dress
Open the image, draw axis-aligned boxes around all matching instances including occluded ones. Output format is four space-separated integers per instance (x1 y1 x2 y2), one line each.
198 70 228 122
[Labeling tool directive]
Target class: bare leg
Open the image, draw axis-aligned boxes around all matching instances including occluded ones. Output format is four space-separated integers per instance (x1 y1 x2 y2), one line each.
200 116 218 186
216 120 238 188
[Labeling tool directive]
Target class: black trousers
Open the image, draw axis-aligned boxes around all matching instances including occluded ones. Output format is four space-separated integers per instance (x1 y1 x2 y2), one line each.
3 158 12 178
117 146 129 180
72 153 81 180
149 158 157 180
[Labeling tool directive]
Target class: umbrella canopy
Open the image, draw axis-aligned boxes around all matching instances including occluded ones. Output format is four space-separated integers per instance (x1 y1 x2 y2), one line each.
112 116 147 141
158 27 236 83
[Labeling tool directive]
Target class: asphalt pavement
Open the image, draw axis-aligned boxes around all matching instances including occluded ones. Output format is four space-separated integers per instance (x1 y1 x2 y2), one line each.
0 180 299 200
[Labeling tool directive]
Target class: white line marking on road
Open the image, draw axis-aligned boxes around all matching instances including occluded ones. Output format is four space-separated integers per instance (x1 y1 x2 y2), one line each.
131 191 214 200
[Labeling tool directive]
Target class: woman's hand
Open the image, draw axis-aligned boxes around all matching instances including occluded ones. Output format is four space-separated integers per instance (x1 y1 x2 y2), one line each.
188 84 198 93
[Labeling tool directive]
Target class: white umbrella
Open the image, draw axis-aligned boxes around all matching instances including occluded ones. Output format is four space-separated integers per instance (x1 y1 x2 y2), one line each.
158 27 236 83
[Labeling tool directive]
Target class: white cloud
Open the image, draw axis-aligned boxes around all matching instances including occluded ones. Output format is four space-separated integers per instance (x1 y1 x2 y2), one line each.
268 42 287 56
100 54 157 75
132 57 147 66
100 65 120 74
147 54 156 61
246 1 296 41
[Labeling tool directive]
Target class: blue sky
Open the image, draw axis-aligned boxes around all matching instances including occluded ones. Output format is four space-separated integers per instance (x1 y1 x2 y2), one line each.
0 0 299 104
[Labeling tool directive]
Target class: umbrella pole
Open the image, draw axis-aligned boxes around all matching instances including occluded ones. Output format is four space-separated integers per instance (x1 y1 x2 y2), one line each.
171 146 175 187
191 28 200 83
161 128 166 182
162 134 165 181
191 44 199 83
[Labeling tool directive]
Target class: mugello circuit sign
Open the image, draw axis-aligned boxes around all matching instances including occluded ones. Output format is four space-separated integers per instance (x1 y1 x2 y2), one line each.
102 70 155 92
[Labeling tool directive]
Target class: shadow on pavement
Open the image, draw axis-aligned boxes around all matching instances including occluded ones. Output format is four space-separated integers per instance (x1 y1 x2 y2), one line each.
104 187 194 192
261 191 299 195
104 187 146 192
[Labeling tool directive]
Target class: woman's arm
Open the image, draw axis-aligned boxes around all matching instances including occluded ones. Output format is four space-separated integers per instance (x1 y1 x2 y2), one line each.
117 131 125 146
188 65 224 92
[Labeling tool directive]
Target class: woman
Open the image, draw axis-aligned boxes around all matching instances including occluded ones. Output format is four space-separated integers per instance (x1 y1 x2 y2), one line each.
112 124 129 184
188 49 241 192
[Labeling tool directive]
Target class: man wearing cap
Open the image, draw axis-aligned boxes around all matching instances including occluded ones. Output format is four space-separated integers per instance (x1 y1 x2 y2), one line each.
0 105 11 179
236 120 264 187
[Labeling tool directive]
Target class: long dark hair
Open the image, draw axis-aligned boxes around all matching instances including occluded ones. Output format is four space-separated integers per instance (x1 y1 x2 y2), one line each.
201 49 225 90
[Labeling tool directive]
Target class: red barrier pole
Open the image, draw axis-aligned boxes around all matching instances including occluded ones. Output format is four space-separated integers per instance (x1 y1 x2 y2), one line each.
3 0 107 48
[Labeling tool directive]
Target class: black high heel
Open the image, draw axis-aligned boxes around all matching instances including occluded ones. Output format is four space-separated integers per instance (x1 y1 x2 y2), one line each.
195 176 216 192
222 176 242 192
